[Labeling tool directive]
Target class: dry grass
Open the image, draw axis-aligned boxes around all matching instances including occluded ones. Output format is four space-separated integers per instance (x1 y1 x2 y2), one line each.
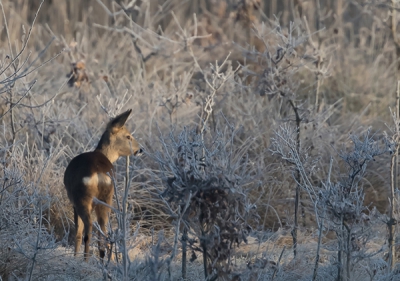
1 0 400 280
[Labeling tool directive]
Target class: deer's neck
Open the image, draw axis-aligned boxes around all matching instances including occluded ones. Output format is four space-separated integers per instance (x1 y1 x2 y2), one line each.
97 147 119 163
96 131 119 163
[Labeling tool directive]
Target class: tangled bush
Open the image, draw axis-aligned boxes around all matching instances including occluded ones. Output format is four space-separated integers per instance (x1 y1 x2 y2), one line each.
153 125 261 280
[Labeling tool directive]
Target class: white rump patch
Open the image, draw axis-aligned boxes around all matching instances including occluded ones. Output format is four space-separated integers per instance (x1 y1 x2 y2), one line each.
82 174 98 186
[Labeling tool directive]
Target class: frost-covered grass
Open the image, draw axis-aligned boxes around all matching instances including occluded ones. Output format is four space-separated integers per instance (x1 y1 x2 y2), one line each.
1 0 400 280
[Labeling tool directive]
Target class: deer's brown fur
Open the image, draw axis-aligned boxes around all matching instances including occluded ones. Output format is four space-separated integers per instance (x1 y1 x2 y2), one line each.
64 109 141 261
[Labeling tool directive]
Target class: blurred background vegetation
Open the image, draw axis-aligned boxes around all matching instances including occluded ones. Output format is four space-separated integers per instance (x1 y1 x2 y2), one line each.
3 0 398 116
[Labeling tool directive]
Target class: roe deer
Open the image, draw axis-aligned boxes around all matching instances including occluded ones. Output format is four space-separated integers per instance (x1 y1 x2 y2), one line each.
64 109 142 261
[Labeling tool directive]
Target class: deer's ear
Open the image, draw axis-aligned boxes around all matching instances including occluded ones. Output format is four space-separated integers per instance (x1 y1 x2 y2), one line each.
109 109 132 132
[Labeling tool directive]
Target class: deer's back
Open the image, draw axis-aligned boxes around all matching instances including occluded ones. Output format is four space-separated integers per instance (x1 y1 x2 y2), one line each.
64 151 114 205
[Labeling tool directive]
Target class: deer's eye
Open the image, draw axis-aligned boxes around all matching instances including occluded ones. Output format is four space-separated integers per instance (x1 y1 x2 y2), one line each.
126 135 131 140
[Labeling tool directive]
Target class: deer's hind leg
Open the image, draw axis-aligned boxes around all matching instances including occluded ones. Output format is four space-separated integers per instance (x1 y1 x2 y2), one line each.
75 201 93 261
95 193 113 261
74 207 84 256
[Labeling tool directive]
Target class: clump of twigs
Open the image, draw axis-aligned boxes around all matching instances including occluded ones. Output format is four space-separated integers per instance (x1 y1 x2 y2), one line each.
66 61 89 88
154 125 260 280
272 122 389 280
319 131 387 280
